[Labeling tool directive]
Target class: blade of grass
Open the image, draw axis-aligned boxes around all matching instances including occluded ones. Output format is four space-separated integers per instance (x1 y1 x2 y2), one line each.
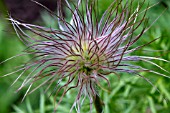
40 90 45 113
147 96 156 113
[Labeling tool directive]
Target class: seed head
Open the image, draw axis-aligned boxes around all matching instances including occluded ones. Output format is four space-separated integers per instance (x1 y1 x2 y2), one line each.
2 0 169 112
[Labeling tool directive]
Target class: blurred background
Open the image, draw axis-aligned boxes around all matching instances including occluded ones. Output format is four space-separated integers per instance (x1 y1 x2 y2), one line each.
0 0 170 113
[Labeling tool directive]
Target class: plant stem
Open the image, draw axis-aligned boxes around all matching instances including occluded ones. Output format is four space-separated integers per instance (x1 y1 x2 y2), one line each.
94 95 103 113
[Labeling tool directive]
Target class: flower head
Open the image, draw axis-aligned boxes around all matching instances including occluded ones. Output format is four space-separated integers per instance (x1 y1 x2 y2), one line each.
3 0 169 112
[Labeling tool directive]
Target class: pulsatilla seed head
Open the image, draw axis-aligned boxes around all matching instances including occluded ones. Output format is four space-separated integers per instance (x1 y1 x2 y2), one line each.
2 0 169 112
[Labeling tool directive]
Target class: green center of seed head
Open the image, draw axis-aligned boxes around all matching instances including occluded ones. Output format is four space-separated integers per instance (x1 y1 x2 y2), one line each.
81 65 93 75
67 41 98 75
79 48 94 75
